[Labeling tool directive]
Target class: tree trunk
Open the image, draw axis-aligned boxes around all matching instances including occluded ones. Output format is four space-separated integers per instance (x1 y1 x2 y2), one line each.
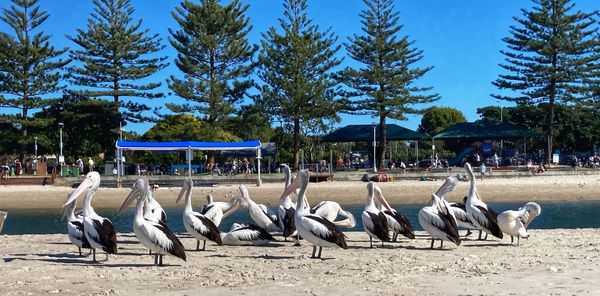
293 116 301 171
378 115 386 170
547 94 555 165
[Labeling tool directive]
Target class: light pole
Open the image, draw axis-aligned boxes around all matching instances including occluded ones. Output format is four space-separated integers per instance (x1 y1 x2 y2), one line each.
372 123 377 173
58 122 64 176
34 136 38 159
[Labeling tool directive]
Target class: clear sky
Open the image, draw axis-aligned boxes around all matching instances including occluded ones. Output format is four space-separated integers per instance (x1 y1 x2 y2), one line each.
0 0 598 135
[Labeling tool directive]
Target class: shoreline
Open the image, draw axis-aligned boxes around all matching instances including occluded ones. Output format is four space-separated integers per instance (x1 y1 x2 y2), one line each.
1 174 600 209
1 229 599 295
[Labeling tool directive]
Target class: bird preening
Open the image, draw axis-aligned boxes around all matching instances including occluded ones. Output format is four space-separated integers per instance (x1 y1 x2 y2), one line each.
60 168 542 266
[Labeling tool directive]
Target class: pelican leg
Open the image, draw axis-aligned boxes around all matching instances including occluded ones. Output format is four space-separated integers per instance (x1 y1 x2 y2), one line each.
149 250 152 255
439 240 444 249
517 236 520 246
92 249 96 262
430 239 434 249
465 230 472 237
317 247 322 259
196 240 200 251
202 240 206 251
381 240 384 248
478 230 482 240
392 232 398 242
78 247 82 256
511 236 514 245
311 246 317 258
159 255 163 266
105 252 109 261
370 237 373 248
484 233 488 240
154 254 158 266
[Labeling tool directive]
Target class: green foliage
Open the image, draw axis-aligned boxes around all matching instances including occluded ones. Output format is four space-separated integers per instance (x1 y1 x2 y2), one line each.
67 0 168 124
257 0 343 169
418 107 466 136
342 0 439 167
0 0 70 156
492 0 600 161
168 0 257 123
33 94 120 162
226 104 275 142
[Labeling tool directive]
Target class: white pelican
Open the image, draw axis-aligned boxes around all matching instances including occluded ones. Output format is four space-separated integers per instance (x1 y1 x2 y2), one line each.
281 170 347 259
145 184 167 224
176 177 222 251
435 175 477 237
118 178 186 266
498 202 541 246
373 186 415 241
418 192 461 249
310 201 357 228
62 197 91 256
220 223 276 246
199 194 245 227
362 182 396 248
239 185 281 233
464 163 503 240
278 165 297 239
63 172 117 262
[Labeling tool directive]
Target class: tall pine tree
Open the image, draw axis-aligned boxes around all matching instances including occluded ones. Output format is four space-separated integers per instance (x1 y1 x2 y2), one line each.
343 0 439 169
0 0 70 157
168 0 257 124
67 0 168 127
257 0 343 170
493 0 599 164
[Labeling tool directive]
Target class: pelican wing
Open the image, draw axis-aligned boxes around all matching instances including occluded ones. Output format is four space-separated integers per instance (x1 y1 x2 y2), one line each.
230 224 275 242
199 204 213 215
474 205 503 238
141 219 186 260
281 207 296 237
421 207 460 245
365 211 390 242
190 213 222 245
303 215 347 249
90 218 117 254
67 220 91 248
384 210 415 239
310 201 327 214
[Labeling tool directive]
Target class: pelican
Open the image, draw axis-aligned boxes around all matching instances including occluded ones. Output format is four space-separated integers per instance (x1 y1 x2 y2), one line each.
278 165 296 239
62 197 91 256
176 177 222 251
281 170 347 259
199 194 245 227
418 192 461 249
220 223 276 246
362 182 396 248
436 176 477 237
464 163 503 240
498 202 541 246
63 172 117 262
145 184 167 224
310 201 357 228
239 185 281 233
118 178 186 266
373 186 415 241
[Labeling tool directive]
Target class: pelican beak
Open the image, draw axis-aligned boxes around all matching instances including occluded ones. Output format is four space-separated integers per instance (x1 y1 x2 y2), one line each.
63 178 94 207
118 186 140 213
223 202 241 218
374 185 394 213
60 206 68 222
175 182 188 204
524 213 538 228
280 177 301 202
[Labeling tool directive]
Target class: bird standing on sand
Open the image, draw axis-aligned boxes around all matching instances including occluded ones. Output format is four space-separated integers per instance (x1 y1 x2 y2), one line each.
362 182 396 248
464 163 503 240
176 178 222 251
119 178 186 266
281 170 347 259
63 197 91 256
63 172 117 262
498 202 541 246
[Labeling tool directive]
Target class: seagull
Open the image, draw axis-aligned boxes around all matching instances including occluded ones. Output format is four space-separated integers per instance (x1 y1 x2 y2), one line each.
498 202 541 246
280 170 347 259
63 172 117 262
118 178 186 266
176 177 222 251
464 163 503 240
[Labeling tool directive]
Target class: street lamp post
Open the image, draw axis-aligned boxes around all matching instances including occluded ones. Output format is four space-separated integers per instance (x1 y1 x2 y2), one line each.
58 122 64 176
34 136 38 159
372 123 377 173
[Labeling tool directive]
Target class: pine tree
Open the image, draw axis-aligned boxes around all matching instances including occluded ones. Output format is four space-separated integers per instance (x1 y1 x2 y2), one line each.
257 0 343 170
67 0 168 126
168 0 257 124
343 0 439 169
0 0 70 157
492 0 599 164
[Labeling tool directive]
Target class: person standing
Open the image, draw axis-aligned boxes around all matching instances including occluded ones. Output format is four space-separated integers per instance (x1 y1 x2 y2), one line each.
88 157 94 172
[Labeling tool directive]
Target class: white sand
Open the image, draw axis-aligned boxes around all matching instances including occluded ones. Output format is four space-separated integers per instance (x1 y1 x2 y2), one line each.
1 229 599 295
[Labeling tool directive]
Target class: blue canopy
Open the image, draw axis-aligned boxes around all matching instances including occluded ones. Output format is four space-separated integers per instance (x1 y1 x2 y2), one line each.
116 140 262 151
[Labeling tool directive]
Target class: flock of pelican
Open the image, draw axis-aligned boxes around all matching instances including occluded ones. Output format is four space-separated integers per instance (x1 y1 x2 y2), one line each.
61 163 541 266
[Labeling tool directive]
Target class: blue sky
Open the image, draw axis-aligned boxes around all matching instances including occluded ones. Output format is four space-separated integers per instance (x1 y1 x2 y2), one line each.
0 0 598 135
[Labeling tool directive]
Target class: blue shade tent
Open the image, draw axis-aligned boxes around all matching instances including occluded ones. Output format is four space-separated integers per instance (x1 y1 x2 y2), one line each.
115 140 263 185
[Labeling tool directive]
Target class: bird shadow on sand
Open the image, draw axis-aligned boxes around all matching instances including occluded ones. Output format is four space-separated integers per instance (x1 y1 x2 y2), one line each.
462 242 512 248
5 253 162 267
47 242 73 246
347 244 398 250
403 246 456 252
237 254 297 260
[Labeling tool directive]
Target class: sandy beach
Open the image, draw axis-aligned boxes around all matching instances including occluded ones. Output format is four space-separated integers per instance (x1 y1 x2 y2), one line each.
0 229 599 295
1 174 600 209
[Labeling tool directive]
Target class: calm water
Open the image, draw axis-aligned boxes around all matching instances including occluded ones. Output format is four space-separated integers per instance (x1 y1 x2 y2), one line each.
3 200 600 235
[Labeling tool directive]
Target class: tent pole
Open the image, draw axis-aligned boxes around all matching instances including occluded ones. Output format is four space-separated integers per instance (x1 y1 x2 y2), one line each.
188 148 192 178
416 141 419 164
257 148 262 187
117 148 121 188
329 149 333 175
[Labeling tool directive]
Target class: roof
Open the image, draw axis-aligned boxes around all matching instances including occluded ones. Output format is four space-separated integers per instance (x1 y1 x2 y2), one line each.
433 121 542 140
116 140 262 151
220 142 277 157
322 124 429 142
